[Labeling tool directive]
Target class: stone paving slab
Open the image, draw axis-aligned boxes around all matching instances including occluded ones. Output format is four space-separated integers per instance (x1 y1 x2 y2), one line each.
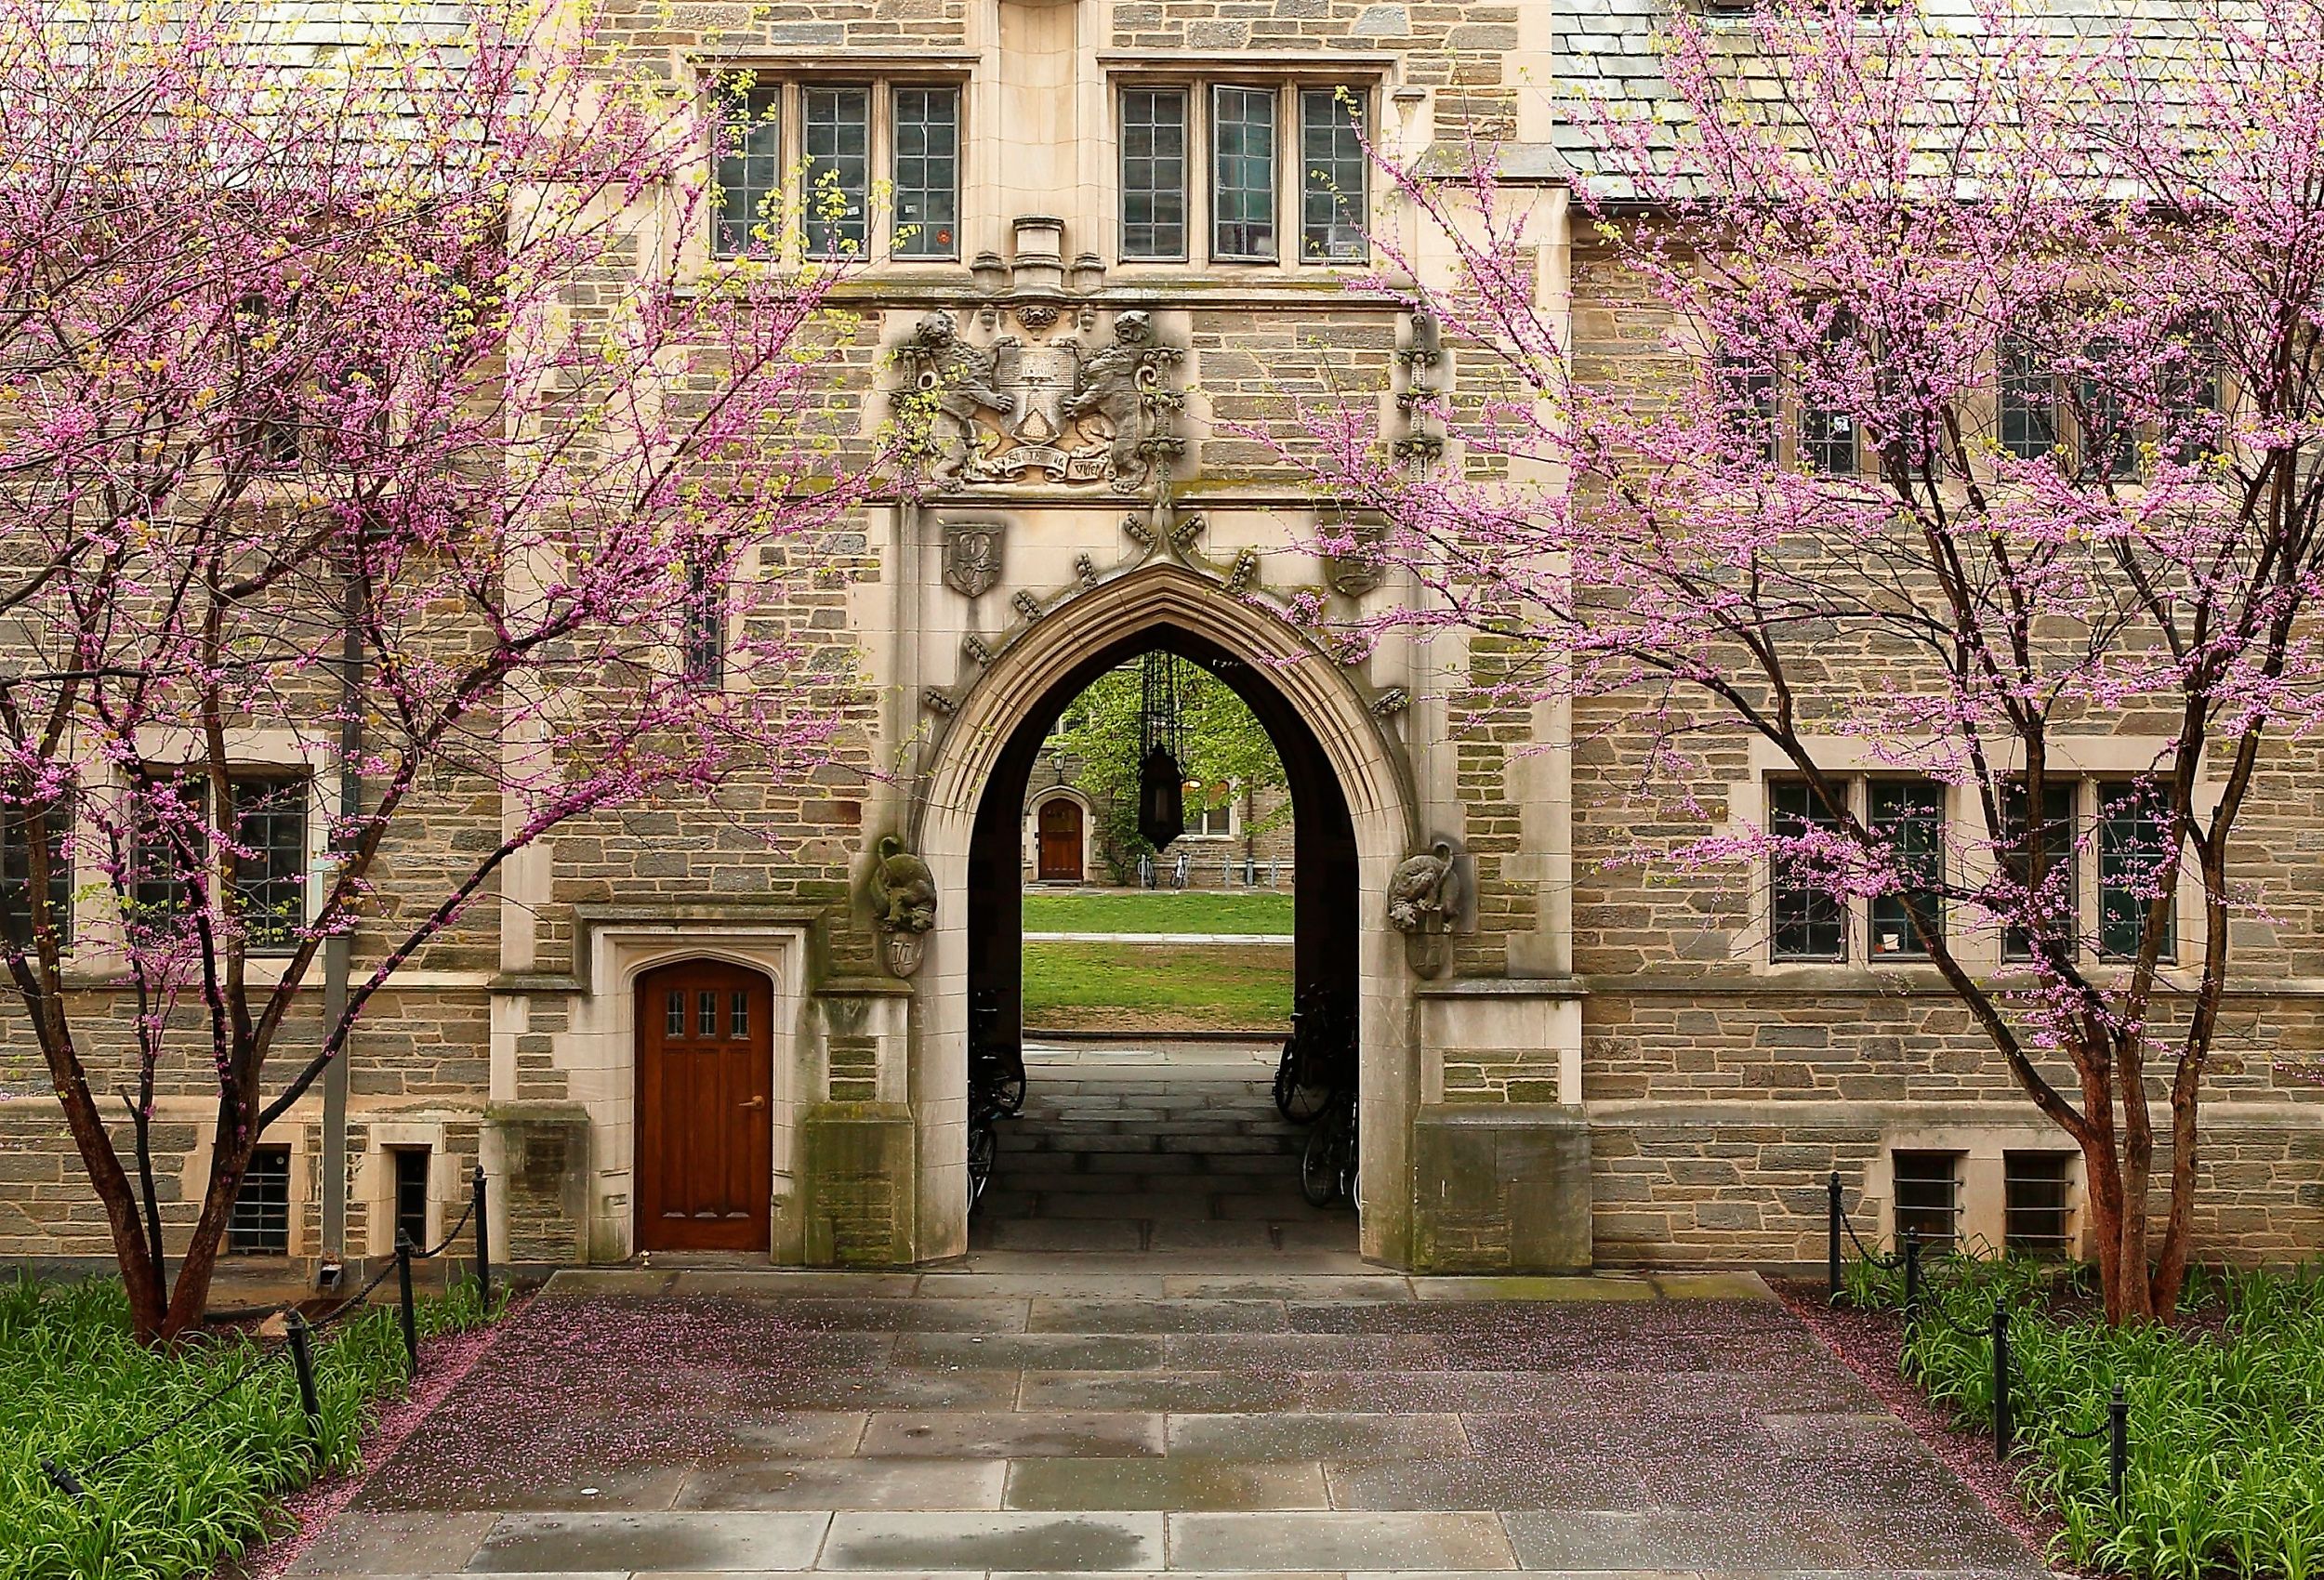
1004 1458 1332 1511
467 1513 831 1573
1166 1512 1517 1572
818 1512 1167 1571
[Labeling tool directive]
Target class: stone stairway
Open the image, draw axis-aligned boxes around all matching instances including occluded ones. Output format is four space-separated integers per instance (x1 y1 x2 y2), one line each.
969 1044 1358 1259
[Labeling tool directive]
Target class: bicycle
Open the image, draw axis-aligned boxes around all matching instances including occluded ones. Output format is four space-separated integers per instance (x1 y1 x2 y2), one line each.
1272 986 1346 1124
969 990 1027 1115
1301 1086 1358 1207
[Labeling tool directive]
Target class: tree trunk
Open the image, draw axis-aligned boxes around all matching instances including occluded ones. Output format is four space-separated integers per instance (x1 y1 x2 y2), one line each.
156 1142 253 1342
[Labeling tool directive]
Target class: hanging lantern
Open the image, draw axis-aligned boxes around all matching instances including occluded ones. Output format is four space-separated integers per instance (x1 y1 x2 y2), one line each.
1137 650 1186 849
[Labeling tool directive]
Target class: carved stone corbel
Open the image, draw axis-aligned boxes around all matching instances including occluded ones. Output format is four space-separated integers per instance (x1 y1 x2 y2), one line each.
868 835 937 979
1386 836 1468 978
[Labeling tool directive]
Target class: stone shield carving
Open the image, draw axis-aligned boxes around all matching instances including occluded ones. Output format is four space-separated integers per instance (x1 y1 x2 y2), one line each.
942 518 1005 599
897 309 1184 493
1322 514 1389 597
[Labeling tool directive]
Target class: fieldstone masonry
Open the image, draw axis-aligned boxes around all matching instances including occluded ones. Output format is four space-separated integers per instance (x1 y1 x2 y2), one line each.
2 0 2318 1279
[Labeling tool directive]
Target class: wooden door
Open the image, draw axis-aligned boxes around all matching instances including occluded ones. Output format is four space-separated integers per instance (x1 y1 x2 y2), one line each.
636 961 772 1251
1037 798 1083 882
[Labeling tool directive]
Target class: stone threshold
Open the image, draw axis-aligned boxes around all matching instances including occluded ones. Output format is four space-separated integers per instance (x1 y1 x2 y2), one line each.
537 1267 1775 1304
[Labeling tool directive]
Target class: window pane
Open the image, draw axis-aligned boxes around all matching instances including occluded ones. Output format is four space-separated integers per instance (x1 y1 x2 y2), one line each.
699 989 718 1036
714 85 782 257
1998 335 2056 460
231 776 307 952
132 772 208 938
1120 87 1188 259
2003 1152 2074 1258
1298 88 1366 263
891 86 958 257
732 989 749 1037
803 87 870 253
1798 311 1858 475
230 1147 292 1255
392 1147 429 1249
1211 86 1276 260
1 796 73 950
667 990 686 1037
2078 338 2136 481
1715 349 1777 465
2162 320 2220 464
2098 778 2176 959
2000 781 2076 961
1868 781 1943 958
1893 1150 1961 1249
1769 780 1845 961
682 559 724 689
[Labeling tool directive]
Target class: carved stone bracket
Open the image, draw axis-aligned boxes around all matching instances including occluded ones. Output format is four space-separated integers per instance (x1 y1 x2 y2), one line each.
1370 685 1409 717
962 634 993 666
1013 590 1046 624
1393 309 1446 467
922 686 957 717
1222 547 1261 597
1075 554 1100 590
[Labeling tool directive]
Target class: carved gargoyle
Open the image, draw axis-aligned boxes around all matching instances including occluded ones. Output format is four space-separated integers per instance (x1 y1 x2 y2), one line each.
869 834 937 978
1387 838 1459 936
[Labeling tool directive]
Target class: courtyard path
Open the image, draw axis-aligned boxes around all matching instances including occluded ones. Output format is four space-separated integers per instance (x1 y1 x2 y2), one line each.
286 1051 2046 1579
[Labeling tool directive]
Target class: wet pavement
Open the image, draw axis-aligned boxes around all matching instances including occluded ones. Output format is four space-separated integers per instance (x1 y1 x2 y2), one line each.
289 1055 2046 1579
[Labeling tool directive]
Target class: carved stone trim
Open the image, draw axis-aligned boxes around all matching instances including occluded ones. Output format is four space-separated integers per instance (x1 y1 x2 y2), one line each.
1013 590 1046 623
1370 685 1409 716
1075 554 1100 589
962 634 993 666
922 687 957 717
941 517 1006 599
1222 547 1261 596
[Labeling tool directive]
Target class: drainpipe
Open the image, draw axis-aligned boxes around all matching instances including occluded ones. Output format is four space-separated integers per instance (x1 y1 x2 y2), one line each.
319 550 364 1271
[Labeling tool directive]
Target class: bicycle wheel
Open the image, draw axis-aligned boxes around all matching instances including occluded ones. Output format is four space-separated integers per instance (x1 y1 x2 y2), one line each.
1283 1078 1329 1125
1338 1109 1360 1208
1300 1110 1344 1206
1272 1045 1300 1120
968 1120 997 1209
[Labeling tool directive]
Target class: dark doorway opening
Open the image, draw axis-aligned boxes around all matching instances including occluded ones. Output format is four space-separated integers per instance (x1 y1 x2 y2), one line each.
964 626 1361 1256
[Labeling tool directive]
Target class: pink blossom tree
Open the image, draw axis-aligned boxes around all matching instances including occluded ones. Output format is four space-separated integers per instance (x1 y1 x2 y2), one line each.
1288 0 2324 1321
0 0 882 1340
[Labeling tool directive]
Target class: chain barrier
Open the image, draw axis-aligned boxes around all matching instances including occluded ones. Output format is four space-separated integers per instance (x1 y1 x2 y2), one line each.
40 1165 494 1506
1819 1171 2132 1511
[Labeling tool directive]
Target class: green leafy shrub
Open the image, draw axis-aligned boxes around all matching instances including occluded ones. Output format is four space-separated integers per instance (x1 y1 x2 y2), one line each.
0 1273 492 1580
1856 1256 2324 1580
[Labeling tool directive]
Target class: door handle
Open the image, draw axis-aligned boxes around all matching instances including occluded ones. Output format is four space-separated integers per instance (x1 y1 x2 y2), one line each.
740 1095 767 1111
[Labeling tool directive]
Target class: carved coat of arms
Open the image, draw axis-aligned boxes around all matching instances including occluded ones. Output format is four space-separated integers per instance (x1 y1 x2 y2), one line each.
1322 513 1389 597
899 309 1184 494
942 518 1004 599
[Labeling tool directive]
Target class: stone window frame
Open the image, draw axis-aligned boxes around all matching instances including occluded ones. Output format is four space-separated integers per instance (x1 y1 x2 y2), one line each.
1103 65 1380 273
1730 738 2205 977
1877 1128 2086 1259
701 67 971 268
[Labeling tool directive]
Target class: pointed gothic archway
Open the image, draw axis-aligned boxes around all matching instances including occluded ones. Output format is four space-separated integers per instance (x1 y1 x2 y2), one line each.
908 562 1419 1264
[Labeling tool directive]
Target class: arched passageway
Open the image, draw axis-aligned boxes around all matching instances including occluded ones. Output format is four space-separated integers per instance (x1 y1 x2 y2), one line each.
909 564 1417 1264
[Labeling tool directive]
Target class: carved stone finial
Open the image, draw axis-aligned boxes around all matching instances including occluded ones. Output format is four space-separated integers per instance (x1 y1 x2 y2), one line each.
962 633 993 666
869 834 937 978
1075 554 1100 589
1013 589 1045 624
922 686 957 717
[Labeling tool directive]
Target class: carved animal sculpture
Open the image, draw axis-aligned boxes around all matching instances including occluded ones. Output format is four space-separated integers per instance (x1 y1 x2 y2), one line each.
907 312 1017 481
871 835 937 933
1060 309 1169 490
1386 839 1458 933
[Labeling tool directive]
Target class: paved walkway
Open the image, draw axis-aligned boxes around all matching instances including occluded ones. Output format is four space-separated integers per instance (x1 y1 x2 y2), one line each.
289 1054 2043 1579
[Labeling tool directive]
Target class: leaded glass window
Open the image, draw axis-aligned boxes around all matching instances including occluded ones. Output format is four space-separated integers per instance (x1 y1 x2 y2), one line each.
1868 781 1943 957
1998 336 2058 460
1120 88 1188 259
2098 778 2176 960
802 87 870 254
1769 780 1845 961
1715 349 1777 465
1211 86 1276 260
1299 88 1366 262
891 86 959 257
2000 781 2076 961
1 797 72 950
230 775 308 952
714 84 782 257
682 559 724 690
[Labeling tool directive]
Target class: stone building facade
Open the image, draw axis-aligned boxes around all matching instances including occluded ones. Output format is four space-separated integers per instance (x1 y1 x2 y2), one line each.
2 0 2319 1279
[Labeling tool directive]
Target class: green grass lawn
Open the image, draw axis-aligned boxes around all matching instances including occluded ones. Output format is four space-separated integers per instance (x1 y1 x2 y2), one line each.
1021 939 1292 1031
1022 889 1293 936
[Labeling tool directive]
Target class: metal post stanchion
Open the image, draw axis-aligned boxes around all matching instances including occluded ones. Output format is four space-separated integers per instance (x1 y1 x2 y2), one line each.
1827 1171 1843 1300
395 1233 419 1377
471 1165 492 1314
285 1310 324 1444
2108 1383 2129 1511
1991 1299 2012 1459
